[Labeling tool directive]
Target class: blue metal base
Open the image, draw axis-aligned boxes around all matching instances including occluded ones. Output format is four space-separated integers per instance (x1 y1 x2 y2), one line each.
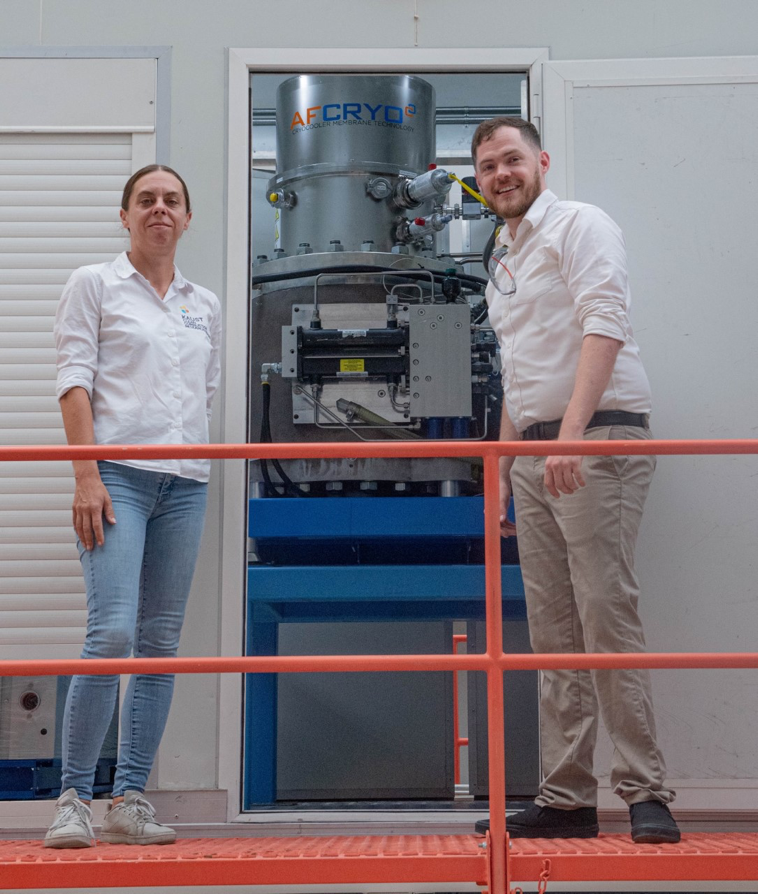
244 496 525 808
248 564 525 622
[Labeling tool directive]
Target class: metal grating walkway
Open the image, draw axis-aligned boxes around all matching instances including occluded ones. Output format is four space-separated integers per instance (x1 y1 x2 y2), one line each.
511 833 758 883
1 833 758 889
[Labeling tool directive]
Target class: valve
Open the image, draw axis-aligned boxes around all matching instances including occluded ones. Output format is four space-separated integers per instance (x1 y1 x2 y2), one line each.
394 168 453 209
267 189 296 209
407 213 453 239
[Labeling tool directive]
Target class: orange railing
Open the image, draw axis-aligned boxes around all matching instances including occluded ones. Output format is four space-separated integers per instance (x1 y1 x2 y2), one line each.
2 437 758 893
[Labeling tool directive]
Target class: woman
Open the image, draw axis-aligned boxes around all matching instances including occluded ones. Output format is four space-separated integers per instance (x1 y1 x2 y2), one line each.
45 166 221 848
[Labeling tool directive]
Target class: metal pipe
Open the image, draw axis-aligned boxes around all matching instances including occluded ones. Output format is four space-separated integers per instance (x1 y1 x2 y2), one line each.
452 634 469 787
4 438 756 464
483 453 507 894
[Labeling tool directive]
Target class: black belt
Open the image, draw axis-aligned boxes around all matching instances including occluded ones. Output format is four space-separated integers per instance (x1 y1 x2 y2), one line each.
519 411 649 441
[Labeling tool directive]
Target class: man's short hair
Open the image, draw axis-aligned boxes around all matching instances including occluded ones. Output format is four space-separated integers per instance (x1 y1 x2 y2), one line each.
471 116 542 163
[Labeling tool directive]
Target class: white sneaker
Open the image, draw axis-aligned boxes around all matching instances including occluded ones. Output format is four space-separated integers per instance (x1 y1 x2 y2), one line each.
100 790 176 845
44 788 94 849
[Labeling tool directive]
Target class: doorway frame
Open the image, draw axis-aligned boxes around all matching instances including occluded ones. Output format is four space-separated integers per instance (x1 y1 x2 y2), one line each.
221 46 549 822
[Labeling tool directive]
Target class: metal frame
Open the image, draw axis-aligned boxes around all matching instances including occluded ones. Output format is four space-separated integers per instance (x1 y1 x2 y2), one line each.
222 45 549 823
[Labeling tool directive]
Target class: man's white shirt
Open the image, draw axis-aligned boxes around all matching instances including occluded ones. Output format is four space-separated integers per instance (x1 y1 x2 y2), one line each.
486 189 652 433
55 252 221 482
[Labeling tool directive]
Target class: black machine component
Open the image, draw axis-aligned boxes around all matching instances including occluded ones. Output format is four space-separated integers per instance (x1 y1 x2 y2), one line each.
292 326 407 379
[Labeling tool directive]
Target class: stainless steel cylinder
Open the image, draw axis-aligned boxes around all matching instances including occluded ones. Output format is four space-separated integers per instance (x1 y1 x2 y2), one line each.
268 74 436 255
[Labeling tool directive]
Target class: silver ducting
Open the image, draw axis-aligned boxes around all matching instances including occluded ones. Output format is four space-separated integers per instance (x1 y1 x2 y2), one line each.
267 75 442 255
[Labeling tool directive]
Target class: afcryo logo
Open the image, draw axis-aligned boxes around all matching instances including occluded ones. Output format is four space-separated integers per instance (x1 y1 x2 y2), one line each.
290 102 417 131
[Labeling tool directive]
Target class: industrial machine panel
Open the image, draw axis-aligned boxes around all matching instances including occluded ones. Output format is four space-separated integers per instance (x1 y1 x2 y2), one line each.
409 304 473 419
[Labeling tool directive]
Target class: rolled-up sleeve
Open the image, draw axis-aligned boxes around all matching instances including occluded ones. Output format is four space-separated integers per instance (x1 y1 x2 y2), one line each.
560 206 630 343
53 267 102 400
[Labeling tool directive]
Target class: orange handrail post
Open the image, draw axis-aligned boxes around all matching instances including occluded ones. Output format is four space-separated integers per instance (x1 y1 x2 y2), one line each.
452 634 468 787
483 453 508 894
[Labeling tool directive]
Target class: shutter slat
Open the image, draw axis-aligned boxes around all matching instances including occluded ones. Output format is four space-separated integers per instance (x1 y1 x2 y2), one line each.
0 334 55 349
0 629 86 646
0 143 130 160
0 431 68 445
0 594 83 611
0 544 75 559
0 271 80 285
1 493 73 511
0 133 131 145
0 238 127 254
0 528 76 544
0 365 57 379
0 176 129 192
0 206 120 222
0 343 56 358
0 254 119 269
0 319 59 333
0 191 122 207
0 304 62 317
0 160 131 176
0 381 59 396
0 511 72 527
0 397 61 411
0 462 71 477
0 222 123 237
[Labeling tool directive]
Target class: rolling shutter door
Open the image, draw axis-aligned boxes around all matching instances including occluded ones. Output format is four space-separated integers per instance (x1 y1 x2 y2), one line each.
0 133 138 659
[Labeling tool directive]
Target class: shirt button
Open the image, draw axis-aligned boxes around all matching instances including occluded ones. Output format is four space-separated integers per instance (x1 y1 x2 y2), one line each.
173 392 181 399
168 330 176 338
172 358 179 367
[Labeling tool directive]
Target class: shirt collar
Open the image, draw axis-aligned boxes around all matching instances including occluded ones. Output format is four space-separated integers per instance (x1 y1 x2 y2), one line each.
497 188 559 248
113 251 188 290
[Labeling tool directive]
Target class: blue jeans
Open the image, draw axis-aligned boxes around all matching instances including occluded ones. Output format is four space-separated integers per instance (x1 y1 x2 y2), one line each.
61 462 207 800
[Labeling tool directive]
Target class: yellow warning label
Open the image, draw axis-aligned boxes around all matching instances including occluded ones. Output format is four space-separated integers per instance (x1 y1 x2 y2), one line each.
340 359 365 373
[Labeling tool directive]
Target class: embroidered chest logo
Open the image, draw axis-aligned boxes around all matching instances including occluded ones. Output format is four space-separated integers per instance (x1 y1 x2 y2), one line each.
180 305 210 341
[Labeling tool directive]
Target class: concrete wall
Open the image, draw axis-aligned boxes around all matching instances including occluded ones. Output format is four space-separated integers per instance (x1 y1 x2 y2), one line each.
4 0 758 802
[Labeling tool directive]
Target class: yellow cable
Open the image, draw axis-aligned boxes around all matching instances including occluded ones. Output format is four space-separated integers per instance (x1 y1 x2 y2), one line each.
447 172 489 207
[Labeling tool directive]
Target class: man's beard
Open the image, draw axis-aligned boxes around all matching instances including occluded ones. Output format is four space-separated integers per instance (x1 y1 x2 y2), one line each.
492 167 542 220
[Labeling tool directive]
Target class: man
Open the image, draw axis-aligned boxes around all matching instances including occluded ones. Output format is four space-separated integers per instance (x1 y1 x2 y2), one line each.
472 117 679 844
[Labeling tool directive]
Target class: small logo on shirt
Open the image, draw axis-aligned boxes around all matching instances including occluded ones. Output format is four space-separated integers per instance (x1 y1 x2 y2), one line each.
180 306 210 341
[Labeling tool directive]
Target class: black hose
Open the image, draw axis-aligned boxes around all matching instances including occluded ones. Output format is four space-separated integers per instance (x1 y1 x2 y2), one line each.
252 263 487 292
258 384 282 497
260 382 308 497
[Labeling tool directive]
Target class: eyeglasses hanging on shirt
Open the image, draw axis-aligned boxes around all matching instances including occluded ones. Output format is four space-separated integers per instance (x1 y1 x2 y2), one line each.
488 245 516 296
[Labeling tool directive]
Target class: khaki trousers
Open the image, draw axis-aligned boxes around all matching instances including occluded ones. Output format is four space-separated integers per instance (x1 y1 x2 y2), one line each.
510 425 674 809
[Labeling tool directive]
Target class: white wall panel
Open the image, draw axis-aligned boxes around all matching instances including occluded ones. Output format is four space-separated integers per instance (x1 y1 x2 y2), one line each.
0 59 155 130
544 56 758 798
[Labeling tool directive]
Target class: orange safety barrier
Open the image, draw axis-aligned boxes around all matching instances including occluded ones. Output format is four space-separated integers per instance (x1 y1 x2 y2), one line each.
1 438 758 893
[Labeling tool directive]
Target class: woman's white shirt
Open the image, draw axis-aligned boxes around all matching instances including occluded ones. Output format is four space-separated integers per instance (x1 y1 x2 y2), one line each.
54 251 221 482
